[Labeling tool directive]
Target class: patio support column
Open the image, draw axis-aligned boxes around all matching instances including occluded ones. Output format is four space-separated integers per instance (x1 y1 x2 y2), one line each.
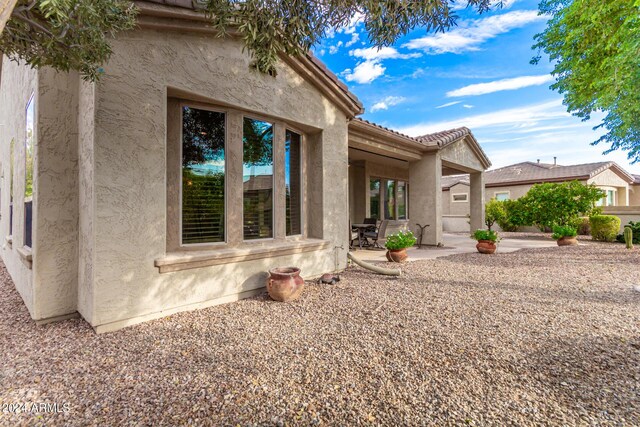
469 171 485 231
409 153 442 246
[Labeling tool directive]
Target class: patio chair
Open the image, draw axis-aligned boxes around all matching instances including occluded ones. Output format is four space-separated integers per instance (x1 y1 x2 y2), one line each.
363 217 378 232
349 221 360 249
363 219 389 249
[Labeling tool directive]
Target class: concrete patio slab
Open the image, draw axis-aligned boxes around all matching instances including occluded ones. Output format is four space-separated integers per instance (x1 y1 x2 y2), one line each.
350 232 558 262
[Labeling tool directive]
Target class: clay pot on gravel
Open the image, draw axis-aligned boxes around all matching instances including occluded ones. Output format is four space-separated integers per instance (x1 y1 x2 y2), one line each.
476 240 497 254
556 236 578 246
267 267 304 302
386 248 408 263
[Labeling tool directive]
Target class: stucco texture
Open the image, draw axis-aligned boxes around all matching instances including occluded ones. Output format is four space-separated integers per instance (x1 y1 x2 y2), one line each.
0 57 35 315
87 29 349 329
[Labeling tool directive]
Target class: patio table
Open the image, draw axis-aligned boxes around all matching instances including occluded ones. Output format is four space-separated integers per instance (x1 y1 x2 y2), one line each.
352 223 376 249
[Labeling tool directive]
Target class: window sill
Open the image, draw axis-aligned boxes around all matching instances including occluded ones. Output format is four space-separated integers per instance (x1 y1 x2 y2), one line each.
155 238 330 273
17 246 32 269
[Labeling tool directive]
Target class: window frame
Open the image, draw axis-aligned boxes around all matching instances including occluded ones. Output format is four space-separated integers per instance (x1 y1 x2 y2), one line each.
178 102 229 248
369 176 410 220
24 93 35 249
242 114 276 242
284 127 304 238
451 192 469 203
494 191 510 201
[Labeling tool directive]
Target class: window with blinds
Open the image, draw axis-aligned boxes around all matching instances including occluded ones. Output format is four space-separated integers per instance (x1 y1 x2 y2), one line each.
243 117 274 240
181 106 226 244
285 130 302 235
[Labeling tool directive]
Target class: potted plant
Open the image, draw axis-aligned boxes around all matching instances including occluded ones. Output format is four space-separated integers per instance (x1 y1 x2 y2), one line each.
384 230 416 262
472 229 499 254
551 225 578 246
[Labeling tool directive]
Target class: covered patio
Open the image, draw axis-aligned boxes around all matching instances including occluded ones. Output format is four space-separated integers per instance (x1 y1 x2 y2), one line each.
347 119 491 247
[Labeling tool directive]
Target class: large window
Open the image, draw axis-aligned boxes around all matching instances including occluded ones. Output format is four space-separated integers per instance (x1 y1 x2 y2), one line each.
397 181 407 220
369 179 380 219
370 178 408 220
24 94 35 248
285 130 302 236
243 117 274 240
181 106 226 244
384 180 396 220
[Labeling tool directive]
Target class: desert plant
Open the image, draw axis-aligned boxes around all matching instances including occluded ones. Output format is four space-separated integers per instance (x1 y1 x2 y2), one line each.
616 221 640 245
385 231 416 250
472 229 499 243
589 215 621 242
624 226 634 249
551 225 577 240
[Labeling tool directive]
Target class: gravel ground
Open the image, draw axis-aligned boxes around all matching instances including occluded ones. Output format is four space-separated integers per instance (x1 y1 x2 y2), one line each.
1 242 639 426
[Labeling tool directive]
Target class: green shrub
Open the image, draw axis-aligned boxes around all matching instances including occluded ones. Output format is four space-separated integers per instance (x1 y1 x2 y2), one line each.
472 229 500 243
589 215 621 242
496 199 524 231
616 221 640 244
518 181 604 229
551 225 577 240
572 216 591 235
385 231 416 250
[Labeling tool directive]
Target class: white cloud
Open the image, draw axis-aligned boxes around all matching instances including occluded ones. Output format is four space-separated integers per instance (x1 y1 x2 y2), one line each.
463 104 474 109
404 10 546 54
447 75 554 97
345 32 359 47
370 96 407 112
397 100 569 135
342 62 386 84
343 47 422 84
436 101 462 109
329 41 343 55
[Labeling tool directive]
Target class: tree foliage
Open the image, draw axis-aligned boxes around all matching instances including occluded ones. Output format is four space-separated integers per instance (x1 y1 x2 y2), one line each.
532 0 640 162
0 0 137 81
517 181 604 229
1 0 500 80
484 198 505 231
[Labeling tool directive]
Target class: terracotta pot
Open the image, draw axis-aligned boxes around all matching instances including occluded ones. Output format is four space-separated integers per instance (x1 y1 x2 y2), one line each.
556 236 578 246
386 248 408 263
267 267 304 302
476 239 497 254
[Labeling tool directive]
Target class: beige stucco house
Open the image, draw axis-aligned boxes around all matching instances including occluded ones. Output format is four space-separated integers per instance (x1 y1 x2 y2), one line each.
0 0 490 332
442 160 637 232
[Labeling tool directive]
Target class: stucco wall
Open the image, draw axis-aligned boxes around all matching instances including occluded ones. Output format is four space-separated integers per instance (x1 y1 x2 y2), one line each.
442 183 470 215
602 206 640 232
33 68 79 319
630 185 640 206
87 29 349 330
588 168 630 188
0 57 36 316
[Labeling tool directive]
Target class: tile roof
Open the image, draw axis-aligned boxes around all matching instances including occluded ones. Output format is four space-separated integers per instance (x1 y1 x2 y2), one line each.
353 118 424 144
633 174 640 184
441 175 469 189
417 127 472 147
442 161 635 189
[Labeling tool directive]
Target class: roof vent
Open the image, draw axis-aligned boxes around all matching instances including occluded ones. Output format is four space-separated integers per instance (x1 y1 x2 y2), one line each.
553 156 557 166
537 159 540 164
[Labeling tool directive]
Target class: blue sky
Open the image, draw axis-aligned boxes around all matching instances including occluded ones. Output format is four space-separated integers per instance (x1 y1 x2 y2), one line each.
314 0 640 174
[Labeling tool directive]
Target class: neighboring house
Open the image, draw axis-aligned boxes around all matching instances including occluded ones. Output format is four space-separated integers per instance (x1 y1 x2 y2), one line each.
0 1 490 332
630 175 640 206
442 160 637 231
